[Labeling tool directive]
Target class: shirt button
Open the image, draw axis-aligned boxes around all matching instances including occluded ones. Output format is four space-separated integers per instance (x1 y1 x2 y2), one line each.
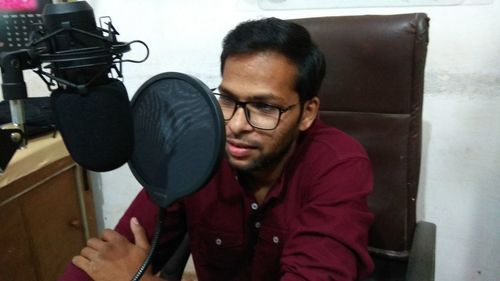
251 203 259 210
272 236 280 244
215 238 222 245
254 222 261 228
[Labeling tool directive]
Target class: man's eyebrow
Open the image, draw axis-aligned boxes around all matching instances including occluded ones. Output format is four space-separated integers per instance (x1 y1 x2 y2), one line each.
218 86 280 103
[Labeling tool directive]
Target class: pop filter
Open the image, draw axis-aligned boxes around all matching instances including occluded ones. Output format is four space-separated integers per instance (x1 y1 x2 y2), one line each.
128 72 224 280
129 72 225 208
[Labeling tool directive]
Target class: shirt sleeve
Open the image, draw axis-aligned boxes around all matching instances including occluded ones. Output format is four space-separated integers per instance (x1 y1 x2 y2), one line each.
58 188 186 280
280 156 375 281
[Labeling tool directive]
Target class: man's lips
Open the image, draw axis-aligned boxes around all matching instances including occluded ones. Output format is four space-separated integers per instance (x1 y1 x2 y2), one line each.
226 139 258 158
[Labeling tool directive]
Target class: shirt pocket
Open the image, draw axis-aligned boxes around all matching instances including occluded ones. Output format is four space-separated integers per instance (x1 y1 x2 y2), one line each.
252 226 289 279
194 226 247 270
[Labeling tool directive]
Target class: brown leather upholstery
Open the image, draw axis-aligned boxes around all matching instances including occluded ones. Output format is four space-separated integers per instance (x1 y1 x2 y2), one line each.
292 13 430 258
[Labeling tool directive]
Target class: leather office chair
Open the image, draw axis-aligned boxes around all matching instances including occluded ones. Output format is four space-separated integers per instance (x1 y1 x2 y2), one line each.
292 13 436 281
161 13 436 281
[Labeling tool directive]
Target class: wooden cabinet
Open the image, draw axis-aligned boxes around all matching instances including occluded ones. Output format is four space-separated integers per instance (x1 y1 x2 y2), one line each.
0 135 97 281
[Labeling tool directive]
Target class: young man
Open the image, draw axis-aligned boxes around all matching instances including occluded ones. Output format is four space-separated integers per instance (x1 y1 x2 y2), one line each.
61 17 374 281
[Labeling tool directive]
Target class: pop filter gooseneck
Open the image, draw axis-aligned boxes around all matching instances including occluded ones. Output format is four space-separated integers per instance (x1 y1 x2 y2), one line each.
128 72 225 280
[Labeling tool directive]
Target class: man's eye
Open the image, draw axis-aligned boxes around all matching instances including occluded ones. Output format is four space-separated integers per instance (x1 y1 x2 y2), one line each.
252 103 278 114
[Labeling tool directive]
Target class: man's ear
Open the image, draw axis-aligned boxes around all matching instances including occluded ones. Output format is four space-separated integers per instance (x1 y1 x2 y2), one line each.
299 97 320 131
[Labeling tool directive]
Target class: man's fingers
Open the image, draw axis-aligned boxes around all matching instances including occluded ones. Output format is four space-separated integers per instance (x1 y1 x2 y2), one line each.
72 255 91 274
87 237 106 250
100 228 123 242
130 217 150 250
80 246 99 261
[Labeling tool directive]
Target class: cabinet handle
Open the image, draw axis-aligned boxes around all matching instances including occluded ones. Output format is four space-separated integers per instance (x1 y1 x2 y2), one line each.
69 219 82 229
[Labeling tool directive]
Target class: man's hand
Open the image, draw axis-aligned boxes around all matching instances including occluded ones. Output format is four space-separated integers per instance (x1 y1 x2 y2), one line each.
72 217 155 281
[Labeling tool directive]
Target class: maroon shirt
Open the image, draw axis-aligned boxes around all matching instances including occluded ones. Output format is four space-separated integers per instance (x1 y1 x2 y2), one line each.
59 119 374 281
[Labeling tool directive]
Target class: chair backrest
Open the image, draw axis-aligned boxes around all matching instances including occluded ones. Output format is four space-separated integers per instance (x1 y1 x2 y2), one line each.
292 14 429 258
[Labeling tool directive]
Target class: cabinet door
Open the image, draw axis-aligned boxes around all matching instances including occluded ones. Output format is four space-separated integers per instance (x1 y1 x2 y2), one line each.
20 166 89 281
0 200 38 281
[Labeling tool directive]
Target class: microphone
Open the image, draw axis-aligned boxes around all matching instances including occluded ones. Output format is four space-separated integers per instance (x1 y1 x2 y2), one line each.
33 1 147 171
51 79 133 172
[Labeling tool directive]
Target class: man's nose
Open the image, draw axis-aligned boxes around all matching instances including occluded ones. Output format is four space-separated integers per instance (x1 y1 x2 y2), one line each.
227 107 252 132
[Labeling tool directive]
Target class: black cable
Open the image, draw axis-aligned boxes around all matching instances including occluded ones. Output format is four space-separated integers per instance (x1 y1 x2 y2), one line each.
131 207 166 281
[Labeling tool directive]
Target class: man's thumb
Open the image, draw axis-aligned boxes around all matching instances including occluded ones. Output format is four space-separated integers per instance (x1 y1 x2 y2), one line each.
130 217 150 250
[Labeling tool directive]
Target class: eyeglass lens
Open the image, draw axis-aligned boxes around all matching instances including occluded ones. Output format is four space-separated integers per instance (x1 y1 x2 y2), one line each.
214 94 281 130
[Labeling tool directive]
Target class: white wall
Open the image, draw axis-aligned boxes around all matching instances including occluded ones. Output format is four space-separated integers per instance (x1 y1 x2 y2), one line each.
2 0 498 280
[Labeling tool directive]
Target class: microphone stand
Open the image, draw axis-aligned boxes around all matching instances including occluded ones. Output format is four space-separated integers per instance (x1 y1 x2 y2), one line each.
0 49 39 172
0 127 24 174
1 49 37 139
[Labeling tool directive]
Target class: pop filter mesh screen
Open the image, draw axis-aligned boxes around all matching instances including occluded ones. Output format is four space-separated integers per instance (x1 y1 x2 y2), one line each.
130 72 224 208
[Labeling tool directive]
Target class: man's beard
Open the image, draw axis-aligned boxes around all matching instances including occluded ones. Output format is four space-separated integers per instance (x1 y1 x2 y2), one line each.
229 124 299 174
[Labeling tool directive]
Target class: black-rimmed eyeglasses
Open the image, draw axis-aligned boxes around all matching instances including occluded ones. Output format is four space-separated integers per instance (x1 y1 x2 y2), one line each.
212 90 297 130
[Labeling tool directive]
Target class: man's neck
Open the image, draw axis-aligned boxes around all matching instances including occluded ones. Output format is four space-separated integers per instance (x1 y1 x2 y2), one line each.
238 140 297 204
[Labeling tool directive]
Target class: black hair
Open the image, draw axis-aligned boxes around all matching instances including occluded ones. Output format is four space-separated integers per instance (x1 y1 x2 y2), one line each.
220 17 326 102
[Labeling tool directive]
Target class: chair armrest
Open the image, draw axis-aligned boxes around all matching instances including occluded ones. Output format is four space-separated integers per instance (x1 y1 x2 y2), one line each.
406 221 436 281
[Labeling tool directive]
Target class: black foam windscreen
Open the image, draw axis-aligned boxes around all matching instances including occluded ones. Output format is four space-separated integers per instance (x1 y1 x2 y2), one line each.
51 79 133 172
129 72 225 208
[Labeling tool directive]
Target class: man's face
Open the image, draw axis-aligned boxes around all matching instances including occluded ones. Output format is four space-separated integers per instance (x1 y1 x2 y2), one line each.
219 51 317 173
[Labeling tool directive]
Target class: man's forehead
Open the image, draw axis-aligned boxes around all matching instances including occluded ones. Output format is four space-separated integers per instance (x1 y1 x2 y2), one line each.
220 52 299 102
